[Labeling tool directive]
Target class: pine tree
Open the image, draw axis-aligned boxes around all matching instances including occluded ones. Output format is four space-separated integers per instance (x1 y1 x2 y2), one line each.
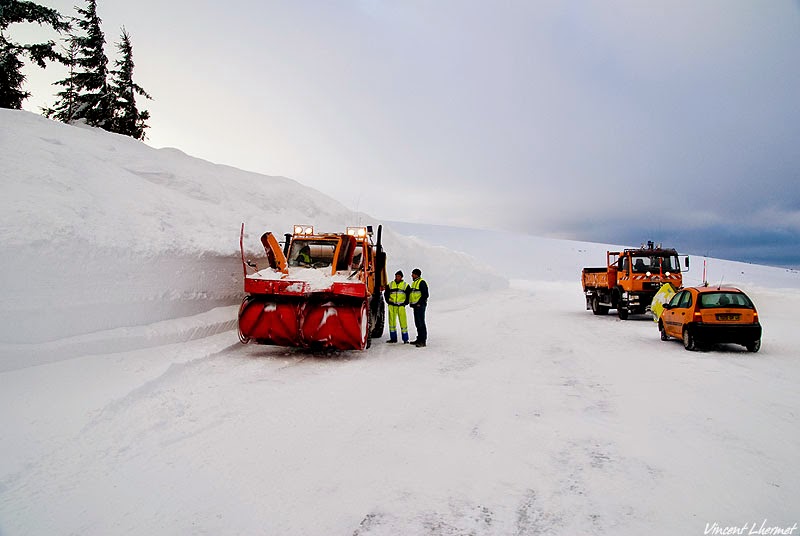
108 28 150 139
69 0 112 128
0 0 70 108
43 37 79 121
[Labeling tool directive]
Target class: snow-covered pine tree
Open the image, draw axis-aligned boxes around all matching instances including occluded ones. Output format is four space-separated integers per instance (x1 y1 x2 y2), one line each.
69 0 113 129
43 38 79 121
0 0 70 109
108 27 150 139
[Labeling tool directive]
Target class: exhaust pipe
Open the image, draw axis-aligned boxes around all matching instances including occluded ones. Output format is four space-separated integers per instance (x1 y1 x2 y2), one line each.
283 233 292 257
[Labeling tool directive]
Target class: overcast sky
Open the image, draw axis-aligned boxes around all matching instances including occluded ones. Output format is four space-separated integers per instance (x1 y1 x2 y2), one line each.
15 1 800 267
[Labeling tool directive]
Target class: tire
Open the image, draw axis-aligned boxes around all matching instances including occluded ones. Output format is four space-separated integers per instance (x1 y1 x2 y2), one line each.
617 305 629 320
683 328 696 351
591 296 609 315
659 322 669 341
365 304 372 349
370 296 385 338
746 339 761 353
237 296 252 344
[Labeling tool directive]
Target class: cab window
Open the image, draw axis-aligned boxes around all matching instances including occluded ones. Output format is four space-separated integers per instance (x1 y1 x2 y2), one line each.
350 245 364 270
631 256 649 273
660 255 680 272
630 255 680 273
289 240 336 267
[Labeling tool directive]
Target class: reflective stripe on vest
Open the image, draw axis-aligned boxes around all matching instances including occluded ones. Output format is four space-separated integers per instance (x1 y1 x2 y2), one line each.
410 278 426 304
388 280 408 305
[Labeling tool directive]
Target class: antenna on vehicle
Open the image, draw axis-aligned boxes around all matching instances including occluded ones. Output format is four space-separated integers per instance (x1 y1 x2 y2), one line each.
702 258 708 287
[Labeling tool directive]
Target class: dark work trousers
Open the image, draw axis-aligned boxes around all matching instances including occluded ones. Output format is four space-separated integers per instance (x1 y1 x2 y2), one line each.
413 303 427 342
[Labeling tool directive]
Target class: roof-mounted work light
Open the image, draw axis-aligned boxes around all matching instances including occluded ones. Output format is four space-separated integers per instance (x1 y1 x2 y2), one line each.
347 226 368 238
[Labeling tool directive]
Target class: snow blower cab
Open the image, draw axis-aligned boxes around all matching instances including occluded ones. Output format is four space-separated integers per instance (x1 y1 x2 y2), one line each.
238 224 387 350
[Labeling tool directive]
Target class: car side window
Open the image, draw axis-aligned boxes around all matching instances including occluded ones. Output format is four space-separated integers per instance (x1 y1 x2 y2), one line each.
668 291 684 308
678 291 693 308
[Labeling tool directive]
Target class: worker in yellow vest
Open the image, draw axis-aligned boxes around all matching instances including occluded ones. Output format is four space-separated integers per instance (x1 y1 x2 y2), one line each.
384 270 410 343
409 268 429 347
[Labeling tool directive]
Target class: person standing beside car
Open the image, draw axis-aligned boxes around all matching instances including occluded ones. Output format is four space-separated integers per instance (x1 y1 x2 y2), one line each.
409 268 428 347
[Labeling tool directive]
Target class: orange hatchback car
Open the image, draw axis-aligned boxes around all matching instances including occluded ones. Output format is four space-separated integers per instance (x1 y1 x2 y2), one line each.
659 286 762 352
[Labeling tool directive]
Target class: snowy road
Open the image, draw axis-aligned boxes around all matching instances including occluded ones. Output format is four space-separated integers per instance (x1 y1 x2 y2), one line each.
1 281 798 535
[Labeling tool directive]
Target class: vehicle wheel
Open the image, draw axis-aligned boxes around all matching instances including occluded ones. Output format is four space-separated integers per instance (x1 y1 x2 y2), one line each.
591 296 609 315
682 329 696 351
363 302 372 349
659 322 669 341
745 339 761 353
617 305 629 320
237 296 252 344
370 296 385 338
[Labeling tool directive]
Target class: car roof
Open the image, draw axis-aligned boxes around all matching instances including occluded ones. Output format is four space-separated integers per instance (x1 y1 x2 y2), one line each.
689 285 744 294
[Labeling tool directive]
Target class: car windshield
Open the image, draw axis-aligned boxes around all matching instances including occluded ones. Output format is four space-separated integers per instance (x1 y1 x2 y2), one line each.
630 255 680 273
698 292 754 309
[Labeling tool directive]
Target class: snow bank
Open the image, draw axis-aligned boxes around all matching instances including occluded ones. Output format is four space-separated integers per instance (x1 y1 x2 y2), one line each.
0 109 503 355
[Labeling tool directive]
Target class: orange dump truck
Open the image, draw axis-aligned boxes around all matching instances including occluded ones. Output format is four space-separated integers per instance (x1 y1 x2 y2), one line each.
582 241 688 319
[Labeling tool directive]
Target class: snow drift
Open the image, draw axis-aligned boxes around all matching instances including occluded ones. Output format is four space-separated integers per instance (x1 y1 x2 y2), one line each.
0 109 503 355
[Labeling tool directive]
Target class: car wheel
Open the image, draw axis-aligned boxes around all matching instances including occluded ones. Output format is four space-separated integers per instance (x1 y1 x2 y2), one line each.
659 323 669 341
682 329 696 351
746 339 761 353
617 305 629 320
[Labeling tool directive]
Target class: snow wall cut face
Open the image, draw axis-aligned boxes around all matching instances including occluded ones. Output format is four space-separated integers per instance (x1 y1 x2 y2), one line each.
0 243 242 345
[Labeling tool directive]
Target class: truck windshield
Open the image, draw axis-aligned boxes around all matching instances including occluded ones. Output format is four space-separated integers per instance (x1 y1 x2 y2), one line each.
289 239 337 267
630 255 680 273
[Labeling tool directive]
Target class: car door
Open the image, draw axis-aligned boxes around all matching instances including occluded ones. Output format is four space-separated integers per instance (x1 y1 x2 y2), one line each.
663 290 692 338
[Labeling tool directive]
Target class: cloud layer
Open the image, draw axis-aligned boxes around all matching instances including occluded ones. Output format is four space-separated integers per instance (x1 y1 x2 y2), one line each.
16 0 800 266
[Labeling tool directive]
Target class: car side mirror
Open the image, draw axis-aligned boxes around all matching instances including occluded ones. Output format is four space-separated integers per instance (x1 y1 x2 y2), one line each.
663 303 673 310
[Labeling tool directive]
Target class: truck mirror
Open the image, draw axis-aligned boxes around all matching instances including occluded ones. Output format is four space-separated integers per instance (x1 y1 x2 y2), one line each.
685 257 690 269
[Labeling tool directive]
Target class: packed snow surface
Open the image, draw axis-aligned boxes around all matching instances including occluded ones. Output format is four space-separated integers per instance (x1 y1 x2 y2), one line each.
1 109 799 535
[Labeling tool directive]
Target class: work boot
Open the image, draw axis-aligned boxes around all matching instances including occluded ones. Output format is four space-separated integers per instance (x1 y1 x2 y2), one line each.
386 339 397 343
414 341 426 347
403 340 409 344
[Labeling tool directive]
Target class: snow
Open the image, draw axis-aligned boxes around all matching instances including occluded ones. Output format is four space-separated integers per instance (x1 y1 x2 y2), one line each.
1 109 799 535
248 266 358 292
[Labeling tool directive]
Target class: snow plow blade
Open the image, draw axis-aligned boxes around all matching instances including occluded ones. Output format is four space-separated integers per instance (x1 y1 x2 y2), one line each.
650 282 677 322
238 294 368 350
